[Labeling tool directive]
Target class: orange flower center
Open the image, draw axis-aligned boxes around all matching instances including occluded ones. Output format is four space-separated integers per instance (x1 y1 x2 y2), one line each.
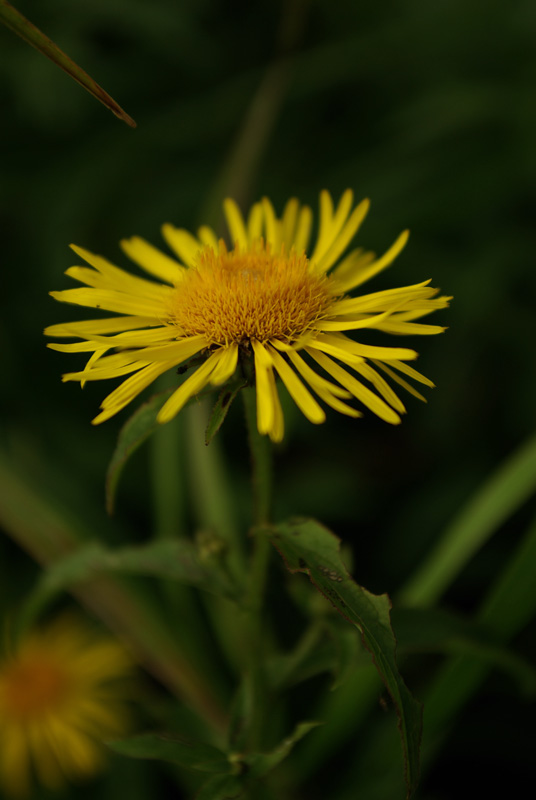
1 655 69 719
169 240 334 346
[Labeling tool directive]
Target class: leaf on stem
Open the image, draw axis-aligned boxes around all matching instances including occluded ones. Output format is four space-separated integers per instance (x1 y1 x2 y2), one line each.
106 388 172 514
107 732 231 773
244 721 321 778
205 381 247 445
264 517 423 799
106 388 210 514
195 774 244 800
20 538 238 631
0 0 136 126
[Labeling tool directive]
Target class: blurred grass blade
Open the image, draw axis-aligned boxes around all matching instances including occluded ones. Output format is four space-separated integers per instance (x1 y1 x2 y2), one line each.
423 508 536 757
0 0 136 127
267 517 422 798
400 432 536 607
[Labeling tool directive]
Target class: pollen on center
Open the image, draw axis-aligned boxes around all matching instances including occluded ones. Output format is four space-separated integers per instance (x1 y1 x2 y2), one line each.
169 240 335 345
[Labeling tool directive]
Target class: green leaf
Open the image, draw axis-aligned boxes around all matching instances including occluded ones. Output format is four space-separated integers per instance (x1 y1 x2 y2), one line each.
227 678 253 752
265 517 422 799
325 618 363 691
0 0 136 126
106 387 213 514
106 388 174 514
244 721 321 778
400 432 536 607
195 774 244 800
20 538 238 629
107 733 230 773
205 381 246 445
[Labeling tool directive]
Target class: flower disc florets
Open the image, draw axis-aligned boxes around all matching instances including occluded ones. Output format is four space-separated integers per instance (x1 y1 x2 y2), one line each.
170 240 334 346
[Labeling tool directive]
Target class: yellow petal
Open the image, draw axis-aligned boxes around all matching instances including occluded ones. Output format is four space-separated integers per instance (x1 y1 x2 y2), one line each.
93 361 174 423
161 225 203 267
293 205 313 254
262 197 281 250
268 345 325 424
252 339 274 435
280 198 299 248
49 287 166 317
247 203 264 242
315 198 370 273
307 349 401 424
197 225 219 250
223 198 249 249
44 316 159 338
315 333 418 362
157 353 220 424
373 361 428 402
335 229 410 291
120 236 186 284
286 349 361 419
210 343 238 386
373 358 435 388
267 366 284 442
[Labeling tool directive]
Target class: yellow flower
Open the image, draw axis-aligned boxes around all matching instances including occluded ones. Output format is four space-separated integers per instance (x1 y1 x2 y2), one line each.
46 190 449 442
0 617 131 796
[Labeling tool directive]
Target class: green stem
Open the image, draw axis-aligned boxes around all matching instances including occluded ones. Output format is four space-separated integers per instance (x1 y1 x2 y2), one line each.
185 399 245 576
243 386 272 527
242 386 273 751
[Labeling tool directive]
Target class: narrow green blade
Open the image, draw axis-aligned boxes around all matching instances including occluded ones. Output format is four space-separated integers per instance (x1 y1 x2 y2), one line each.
0 0 136 126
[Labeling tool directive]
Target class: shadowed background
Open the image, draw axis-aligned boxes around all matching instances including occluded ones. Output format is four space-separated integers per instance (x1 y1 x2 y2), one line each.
1 1 535 798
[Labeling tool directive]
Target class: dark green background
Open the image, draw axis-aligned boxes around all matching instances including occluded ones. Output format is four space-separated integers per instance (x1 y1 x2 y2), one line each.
1 1 535 798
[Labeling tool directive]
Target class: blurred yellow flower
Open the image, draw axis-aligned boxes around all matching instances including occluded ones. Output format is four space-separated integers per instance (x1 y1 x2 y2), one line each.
0 617 131 796
46 190 449 441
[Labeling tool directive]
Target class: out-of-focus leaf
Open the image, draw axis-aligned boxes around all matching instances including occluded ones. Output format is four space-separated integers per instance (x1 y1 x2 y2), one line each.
326 618 363 691
106 388 173 514
21 538 238 627
0 0 136 126
205 381 247 445
244 721 321 778
268 617 363 692
195 774 244 800
400 432 536 607
265 517 422 799
107 732 230 773
0 453 227 732
267 641 335 690
106 387 213 514
393 607 536 696
227 677 253 752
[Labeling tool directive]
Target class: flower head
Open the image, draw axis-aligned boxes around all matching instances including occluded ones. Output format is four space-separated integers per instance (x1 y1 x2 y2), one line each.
0 617 131 796
46 191 449 441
